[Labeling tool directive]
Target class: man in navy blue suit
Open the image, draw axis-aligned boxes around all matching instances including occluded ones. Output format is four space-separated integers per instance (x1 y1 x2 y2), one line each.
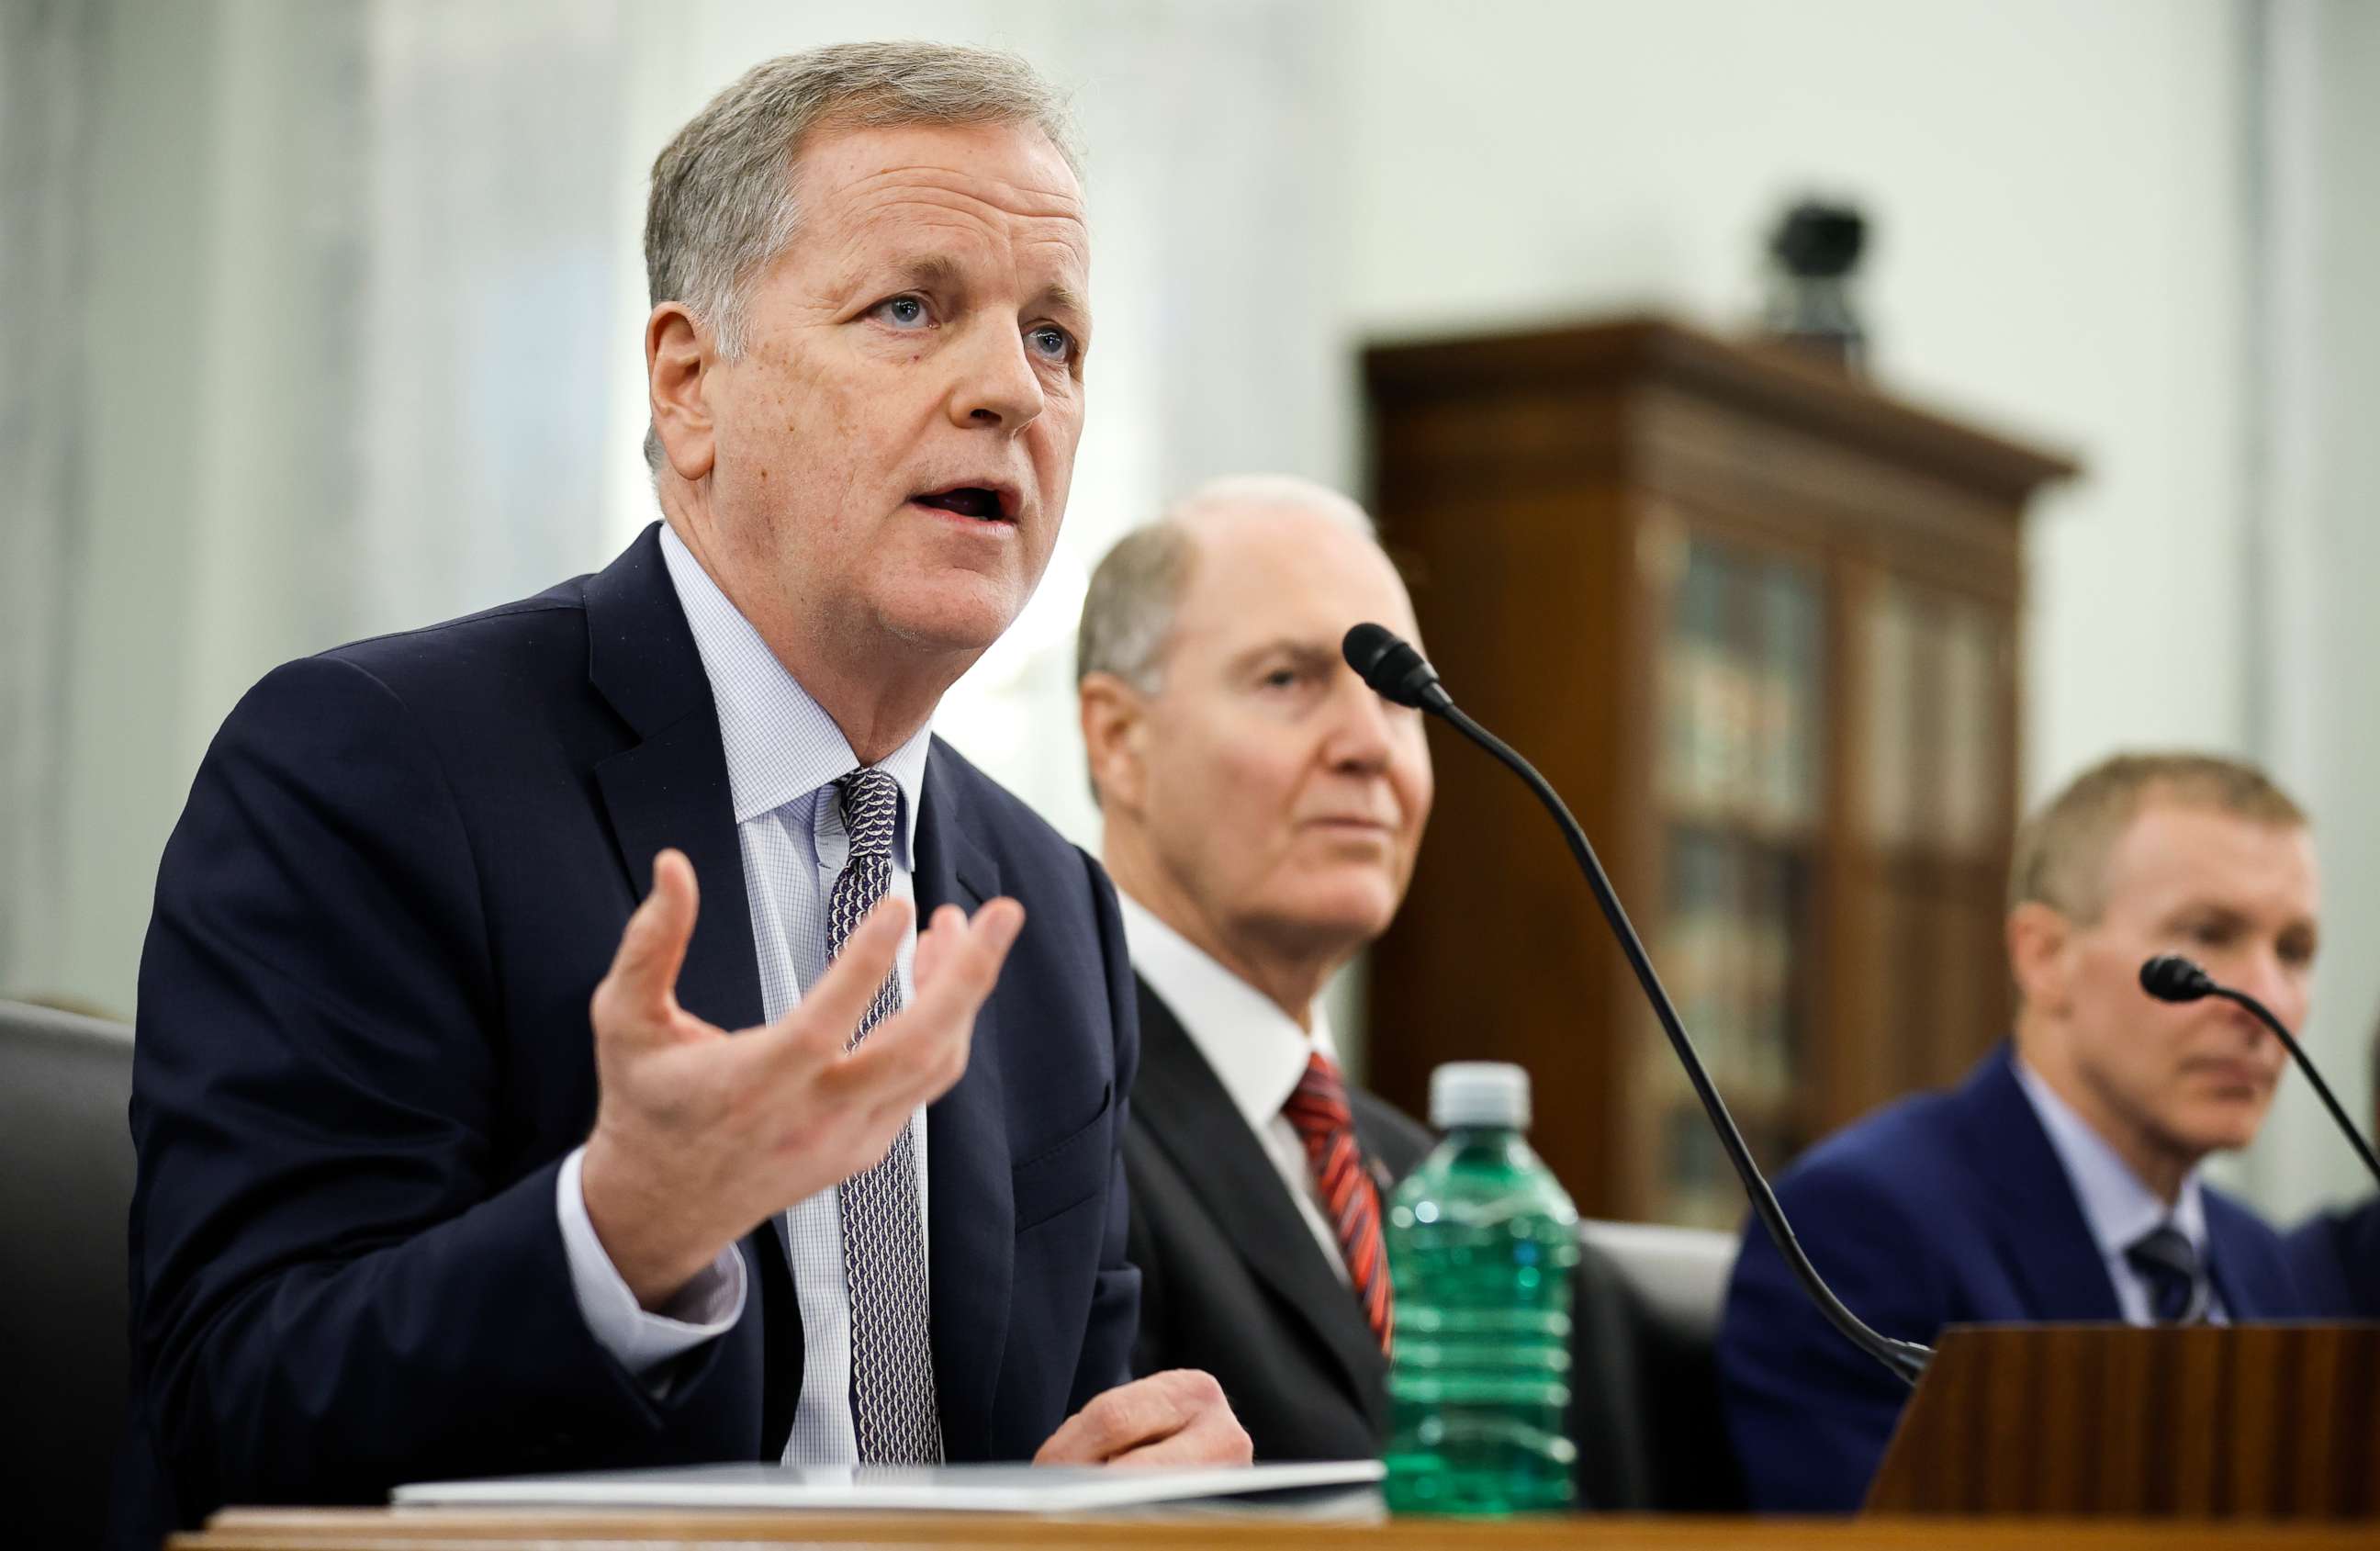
1718 753 2326 1512
2282 1018 2380 1317
119 41 1245 1543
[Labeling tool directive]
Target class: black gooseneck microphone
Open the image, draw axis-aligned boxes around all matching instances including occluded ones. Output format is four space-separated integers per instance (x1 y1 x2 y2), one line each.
1343 623 1932 1386
2139 954 2380 1189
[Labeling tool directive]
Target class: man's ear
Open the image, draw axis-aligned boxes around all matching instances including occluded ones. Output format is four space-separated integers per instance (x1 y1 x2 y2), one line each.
647 303 715 482
1079 673 1151 814
2006 900 2074 1016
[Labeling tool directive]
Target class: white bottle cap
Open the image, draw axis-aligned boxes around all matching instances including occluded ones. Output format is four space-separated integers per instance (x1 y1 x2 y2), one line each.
1429 1062 1531 1130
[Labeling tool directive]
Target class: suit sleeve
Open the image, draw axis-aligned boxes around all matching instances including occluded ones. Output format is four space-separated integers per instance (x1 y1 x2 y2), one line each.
1063 850 1142 1411
1714 1159 1951 1512
129 657 760 1520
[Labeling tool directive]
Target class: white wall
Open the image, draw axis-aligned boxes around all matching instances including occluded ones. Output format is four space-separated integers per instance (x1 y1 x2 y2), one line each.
38 0 629 1013
54 0 242 1010
0 0 97 1002
2246 0 2380 1219
1341 0 2254 804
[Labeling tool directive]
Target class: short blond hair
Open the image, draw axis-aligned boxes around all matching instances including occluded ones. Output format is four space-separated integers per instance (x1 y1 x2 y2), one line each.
2009 752 2308 921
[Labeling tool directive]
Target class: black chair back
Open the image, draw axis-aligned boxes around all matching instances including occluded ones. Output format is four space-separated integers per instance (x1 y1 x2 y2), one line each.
0 1000 137 1547
1578 1218 1746 1512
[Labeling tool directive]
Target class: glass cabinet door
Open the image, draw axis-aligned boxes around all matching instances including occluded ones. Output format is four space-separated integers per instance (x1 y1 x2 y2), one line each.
1646 530 1824 1229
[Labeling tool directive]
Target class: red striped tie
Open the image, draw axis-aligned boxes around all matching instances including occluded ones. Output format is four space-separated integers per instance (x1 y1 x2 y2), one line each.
1282 1051 1394 1354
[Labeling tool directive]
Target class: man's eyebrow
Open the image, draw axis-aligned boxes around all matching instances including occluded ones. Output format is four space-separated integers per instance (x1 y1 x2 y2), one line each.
1038 280 1089 320
891 254 964 293
1225 638 1337 673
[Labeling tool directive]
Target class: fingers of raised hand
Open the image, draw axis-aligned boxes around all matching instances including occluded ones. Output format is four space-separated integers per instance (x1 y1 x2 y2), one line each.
712 897 1016 1203
831 899 1020 1109
590 849 704 1048
913 898 1023 1009
757 896 911 1062
912 904 966 990
1032 1371 1247 1467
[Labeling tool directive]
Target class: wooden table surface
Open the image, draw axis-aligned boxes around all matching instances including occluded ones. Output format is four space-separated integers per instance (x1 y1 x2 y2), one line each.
175 1508 2380 1550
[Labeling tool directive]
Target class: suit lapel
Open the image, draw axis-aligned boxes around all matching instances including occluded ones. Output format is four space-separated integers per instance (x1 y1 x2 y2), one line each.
582 523 791 1451
916 742 1013 1462
584 524 764 1039
1955 1048 2124 1321
1132 981 1389 1425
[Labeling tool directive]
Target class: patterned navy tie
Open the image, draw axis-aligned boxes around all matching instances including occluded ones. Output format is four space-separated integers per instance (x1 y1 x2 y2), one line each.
827 768 943 1464
2125 1222 2210 1325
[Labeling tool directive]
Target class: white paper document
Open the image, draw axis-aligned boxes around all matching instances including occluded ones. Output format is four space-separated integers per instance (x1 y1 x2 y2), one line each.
393 1459 1386 1514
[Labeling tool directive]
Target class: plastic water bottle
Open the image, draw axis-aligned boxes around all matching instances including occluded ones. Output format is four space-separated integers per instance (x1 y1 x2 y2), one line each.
1382 1062 1579 1515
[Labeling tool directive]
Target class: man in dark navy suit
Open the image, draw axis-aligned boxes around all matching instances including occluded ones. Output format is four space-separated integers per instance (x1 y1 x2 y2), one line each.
1718 753 2326 1512
119 41 1244 1544
2282 1017 2380 1317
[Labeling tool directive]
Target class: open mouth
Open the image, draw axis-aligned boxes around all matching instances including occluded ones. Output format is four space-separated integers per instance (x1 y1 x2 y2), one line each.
912 486 1014 523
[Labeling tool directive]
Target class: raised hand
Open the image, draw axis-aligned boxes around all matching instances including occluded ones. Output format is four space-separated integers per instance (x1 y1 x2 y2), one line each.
578 848 1023 1308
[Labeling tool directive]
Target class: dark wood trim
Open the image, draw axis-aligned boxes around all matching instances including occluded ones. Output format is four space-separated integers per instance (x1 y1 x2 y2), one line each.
1364 316 2079 503
1868 1324 2380 1518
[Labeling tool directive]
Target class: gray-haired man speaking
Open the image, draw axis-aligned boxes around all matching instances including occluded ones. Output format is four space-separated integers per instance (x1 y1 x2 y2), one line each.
121 42 1244 1541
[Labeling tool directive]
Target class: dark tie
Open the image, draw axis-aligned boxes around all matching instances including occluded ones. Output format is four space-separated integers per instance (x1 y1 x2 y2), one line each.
2125 1222 2210 1325
826 769 943 1464
1282 1051 1395 1354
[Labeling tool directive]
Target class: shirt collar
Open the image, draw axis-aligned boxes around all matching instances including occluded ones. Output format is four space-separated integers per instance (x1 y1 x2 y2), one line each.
658 523 927 865
1116 892 1338 1133
2013 1053 2209 1259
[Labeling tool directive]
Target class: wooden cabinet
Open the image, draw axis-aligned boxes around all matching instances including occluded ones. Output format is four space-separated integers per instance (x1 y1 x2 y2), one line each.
1359 317 2075 1225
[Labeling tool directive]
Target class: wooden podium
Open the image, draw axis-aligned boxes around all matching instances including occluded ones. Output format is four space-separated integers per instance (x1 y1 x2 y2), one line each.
164 1333 2380 1545
1866 1324 2380 1518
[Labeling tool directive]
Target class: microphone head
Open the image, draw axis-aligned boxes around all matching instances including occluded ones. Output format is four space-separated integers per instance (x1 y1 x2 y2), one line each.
1342 623 1449 711
2139 954 2217 1004
1342 622 1401 681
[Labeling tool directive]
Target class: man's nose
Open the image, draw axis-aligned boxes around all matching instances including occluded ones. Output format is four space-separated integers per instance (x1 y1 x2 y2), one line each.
949 321 1045 433
1324 675 1398 771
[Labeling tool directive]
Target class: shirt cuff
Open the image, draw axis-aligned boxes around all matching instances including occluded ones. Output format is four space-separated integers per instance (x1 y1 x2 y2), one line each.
556 1144 746 1375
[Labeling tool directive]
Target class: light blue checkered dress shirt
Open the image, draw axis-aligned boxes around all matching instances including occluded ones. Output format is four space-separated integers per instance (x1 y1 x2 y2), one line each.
554 522 935 1465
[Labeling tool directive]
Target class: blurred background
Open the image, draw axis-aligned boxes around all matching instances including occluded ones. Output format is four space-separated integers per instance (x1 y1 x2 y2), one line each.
4 0 2376 1224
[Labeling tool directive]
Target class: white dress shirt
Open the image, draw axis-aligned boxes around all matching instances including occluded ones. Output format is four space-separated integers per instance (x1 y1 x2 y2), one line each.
1115 894 1351 1281
2011 1055 2228 1325
555 522 935 1464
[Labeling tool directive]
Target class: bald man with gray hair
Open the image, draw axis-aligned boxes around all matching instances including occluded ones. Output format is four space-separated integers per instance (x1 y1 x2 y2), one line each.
1074 475 1432 1466
1074 478 1644 1495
